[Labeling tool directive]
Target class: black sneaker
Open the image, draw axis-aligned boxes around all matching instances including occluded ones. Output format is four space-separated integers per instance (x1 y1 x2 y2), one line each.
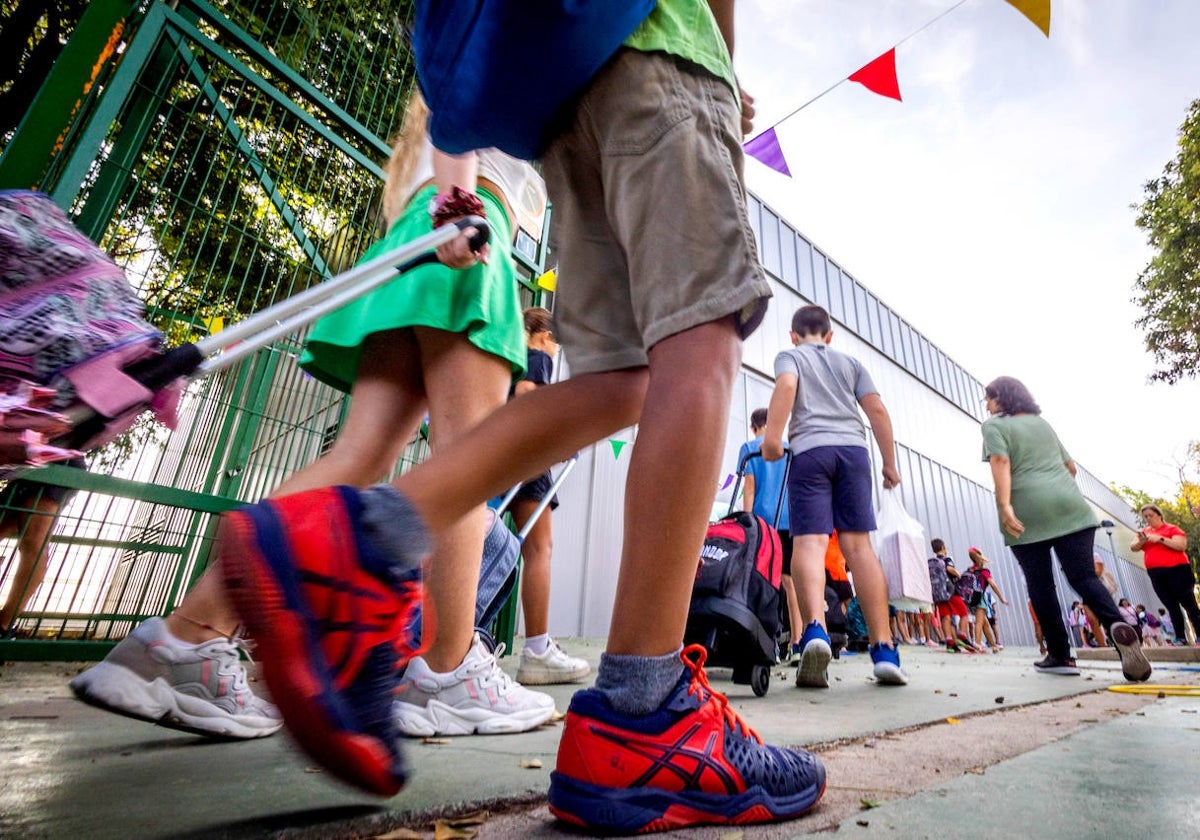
1109 621 1152 682
1033 655 1080 676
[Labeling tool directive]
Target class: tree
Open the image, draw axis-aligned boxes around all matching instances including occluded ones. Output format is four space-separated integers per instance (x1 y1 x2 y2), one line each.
1115 441 1200 575
1132 98 1200 384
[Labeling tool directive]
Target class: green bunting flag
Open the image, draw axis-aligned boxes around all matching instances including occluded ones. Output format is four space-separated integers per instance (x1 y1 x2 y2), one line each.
610 439 627 459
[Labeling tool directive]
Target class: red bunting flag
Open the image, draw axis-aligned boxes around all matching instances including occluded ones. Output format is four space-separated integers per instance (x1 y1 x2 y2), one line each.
848 48 902 101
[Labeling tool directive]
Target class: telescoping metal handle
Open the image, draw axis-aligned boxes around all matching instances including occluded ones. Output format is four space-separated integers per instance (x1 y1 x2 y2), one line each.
726 447 791 528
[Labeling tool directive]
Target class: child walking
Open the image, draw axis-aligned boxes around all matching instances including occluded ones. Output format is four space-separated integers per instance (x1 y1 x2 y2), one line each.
70 92 555 747
762 304 908 688
217 0 828 831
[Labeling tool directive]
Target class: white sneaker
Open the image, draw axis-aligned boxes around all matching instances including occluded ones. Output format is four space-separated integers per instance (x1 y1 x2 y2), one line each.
393 633 556 736
69 617 282 739
516 638 590 685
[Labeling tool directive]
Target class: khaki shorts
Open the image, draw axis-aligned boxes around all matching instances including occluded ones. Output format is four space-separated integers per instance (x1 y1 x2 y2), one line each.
542 49 771 375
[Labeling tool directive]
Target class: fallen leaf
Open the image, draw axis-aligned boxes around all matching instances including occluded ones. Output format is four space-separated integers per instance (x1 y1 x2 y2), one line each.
994 696 1004 704
550 710 566 722
373 829 421 840
857 820 870 827
444 812 487 827
719 831 745 840
948 692 958 697
863 738 877 749
945 717 961 725
1158 691 1166 699
422 737 451 745
965 767 985 775
519 758 543 769
434 820 477 840
934 689 943 694
304 767 322 774
860 799 880 810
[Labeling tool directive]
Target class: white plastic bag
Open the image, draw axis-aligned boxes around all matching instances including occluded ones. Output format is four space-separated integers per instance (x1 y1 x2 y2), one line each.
875 488 933 609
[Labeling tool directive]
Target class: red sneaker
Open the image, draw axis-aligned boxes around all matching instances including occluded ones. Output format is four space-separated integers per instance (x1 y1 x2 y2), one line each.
549 645 825 832
220 485 424 796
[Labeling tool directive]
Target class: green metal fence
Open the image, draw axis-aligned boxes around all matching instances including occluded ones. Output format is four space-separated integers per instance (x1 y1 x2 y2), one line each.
0 0 549 659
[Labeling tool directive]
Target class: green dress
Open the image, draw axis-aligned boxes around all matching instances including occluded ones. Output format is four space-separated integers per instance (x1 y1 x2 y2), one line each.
300 184 526 392
981 413 1098 547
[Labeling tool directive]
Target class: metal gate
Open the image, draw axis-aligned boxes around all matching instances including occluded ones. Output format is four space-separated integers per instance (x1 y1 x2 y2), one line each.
0 0 549 658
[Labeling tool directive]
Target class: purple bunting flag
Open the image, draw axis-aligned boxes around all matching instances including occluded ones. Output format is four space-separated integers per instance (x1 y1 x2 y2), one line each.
743 127 792 177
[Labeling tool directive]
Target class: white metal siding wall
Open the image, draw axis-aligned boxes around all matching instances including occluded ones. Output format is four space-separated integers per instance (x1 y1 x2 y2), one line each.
537 190 1165 640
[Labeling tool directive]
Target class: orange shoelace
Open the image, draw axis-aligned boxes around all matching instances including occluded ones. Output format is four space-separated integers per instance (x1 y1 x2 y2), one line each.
680 644 763 745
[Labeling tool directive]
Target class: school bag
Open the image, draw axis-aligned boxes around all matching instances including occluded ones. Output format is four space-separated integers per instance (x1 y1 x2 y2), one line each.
955 567 983 606
413 0 657 159
692 511 783 641
0 190 176 474
928 556 952 603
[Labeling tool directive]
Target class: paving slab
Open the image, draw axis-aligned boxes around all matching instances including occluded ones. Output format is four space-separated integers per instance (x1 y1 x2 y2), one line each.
1 641 1195 839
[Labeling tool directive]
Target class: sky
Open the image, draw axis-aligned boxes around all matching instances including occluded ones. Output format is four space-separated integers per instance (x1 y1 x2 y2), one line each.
732 0 1200 500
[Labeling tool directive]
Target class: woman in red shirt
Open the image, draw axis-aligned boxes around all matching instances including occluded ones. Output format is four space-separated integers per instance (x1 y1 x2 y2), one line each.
1131 504 1199 645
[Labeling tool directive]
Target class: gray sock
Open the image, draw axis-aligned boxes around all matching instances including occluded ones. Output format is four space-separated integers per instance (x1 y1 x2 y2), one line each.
593 647 686 716
356 484 431 578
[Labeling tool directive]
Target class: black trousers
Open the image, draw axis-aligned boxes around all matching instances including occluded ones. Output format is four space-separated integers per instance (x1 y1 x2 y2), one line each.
1011 527 1122 660
1148 563 1200 642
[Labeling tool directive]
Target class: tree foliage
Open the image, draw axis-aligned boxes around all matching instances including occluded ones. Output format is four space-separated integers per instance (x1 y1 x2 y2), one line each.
1115 441 1200 575
0 0 90 148
1133 98 1200 384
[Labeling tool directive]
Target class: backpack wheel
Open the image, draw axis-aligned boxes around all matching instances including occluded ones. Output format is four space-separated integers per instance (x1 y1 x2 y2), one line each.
751 664 770 697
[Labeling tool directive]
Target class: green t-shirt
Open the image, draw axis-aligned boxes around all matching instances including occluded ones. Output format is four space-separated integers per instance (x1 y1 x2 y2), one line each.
624 0 736 94
981 414 1098 547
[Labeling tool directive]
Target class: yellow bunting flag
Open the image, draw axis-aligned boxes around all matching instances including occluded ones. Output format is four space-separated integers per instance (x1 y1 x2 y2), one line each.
202 315 224 335
536 268 557 291
610 439 627 460
1004 0 1051 37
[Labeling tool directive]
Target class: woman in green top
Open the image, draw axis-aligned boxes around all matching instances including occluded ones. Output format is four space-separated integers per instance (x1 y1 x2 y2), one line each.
981 376 1149 681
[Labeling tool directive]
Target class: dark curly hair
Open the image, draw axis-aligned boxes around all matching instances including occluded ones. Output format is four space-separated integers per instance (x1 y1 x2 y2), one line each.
984 376 1041 416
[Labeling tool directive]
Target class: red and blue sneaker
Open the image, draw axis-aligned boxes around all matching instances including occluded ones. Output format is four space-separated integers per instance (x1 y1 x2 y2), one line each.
548 645 825 833
219 485 425 796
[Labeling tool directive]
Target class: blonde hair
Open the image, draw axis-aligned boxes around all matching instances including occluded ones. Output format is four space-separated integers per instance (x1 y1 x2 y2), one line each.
381 91 430 226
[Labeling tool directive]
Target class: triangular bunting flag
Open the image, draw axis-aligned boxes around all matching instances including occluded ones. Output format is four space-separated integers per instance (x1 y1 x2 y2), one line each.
1004 0 1051 37
536 268 557 291
609 439 627 460
719 473 734 491
201 315 224 335
743 127 792 177
848 48 902 101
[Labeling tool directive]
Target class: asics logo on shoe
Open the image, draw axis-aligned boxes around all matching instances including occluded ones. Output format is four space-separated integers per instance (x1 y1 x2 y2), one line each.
587 720 741 792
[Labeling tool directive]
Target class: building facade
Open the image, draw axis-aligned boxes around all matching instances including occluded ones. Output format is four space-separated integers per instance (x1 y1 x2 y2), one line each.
544 192 1159 646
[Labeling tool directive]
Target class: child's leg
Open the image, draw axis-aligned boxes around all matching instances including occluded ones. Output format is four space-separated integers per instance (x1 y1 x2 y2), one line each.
392 369 647 531
165 329 428 644
792 533 832 626
837 532 891 645
410 326 513 673
605 317 741 655
510 496 552 639
0 501 58 630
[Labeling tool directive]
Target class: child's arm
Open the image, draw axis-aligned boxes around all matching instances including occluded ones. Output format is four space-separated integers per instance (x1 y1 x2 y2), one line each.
858 393 900 488
742 474 757 514
761 373 796 462
432 149 489 267
988 577 1009 605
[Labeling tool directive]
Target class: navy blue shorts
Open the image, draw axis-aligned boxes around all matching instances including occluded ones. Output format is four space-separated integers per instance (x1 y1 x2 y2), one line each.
514 471 559 511
786 445 876 536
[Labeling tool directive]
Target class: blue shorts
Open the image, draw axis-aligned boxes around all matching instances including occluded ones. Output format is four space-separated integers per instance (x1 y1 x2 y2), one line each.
786 445 877 536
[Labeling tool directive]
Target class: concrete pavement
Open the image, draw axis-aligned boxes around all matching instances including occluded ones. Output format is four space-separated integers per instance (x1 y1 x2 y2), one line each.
2 641 1198 838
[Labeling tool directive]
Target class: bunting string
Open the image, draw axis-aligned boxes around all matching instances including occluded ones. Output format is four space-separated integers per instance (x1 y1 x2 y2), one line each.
744 0 1050 177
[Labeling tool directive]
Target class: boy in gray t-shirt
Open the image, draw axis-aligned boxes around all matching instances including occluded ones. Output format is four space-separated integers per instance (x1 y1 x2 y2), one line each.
761 305 907 689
